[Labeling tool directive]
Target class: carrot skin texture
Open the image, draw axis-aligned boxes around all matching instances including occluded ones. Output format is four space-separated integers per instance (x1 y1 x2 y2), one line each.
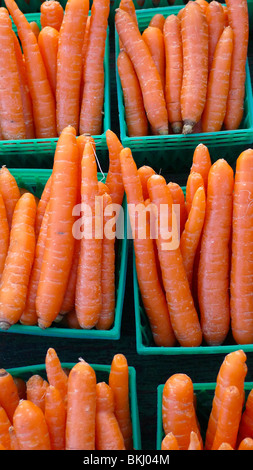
0 369 19 423
45 348 68 406
190 143 211 191
13 400 51 450
161 432 179 450
237 389 253 444
185 171 204 215
40 0 64 31
26 374 49 413
206 1 226 72
35 174 52 239
142 26 165 92
38 26 59 96
105 130 125 207
0 407 11 449
0 166 20 229
44 385 66 450
0 193 9 283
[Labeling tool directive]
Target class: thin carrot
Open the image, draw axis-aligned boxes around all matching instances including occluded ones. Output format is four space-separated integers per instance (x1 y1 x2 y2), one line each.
0 8 26 140
0 369 20 422
26 374 49 413
44 385 66 450
149 13 165 31
35 174 52 239
0 193 9 282
190 143 211 191
185 171 204 214
13 400 51 450
40 0 64 31
167 182 188 235
95 382 125 450
45 347 68 406
65 360 96 450
109 353 133 450
105 130 125 207
115 9 168 135
38 26 59 96
238 437 253 450
180 1 208 134
29 21 40 39
224 0 249 130
161 432 179 450
237 389 253 444
206 1 226 72
137 165 156 201
188 431 202 450
230 149 253 344
0 166 20 229
142 26 165 92
0 406 11 450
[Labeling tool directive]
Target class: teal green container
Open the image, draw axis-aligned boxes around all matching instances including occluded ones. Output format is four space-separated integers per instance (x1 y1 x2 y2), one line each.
6 361 142 450
2 169 128 340
156 380 253 449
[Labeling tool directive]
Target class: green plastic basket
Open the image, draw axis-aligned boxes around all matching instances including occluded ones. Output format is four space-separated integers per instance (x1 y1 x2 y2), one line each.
6 361 142 450
0 13 110 166
1 169 128 340
156 380 253 449
115 5 253 164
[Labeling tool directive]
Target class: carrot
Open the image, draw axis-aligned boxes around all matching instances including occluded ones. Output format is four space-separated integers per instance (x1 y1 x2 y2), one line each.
119 0 138 25
5 0 56 138
0 406 11 450
230 149 253 344
44 385 66 450
202 27 234 133
0 369 20 422
0 193 9 282
29 21 40 39
142 26 165 92
206 1 225 72
188 431 202 450
40 0 64 31
81 15 91 81
180 186 206 288
0 444 5 450
109 353 133 450
0 166 20 229
65 360 96 450
218 442 234 450
36 126 79 329
198 159 234 345
180 1 208 134
8 426 20 450
137 165 156 201
120 148 176 347
185 171 204 214
95 382 125 450
35 174 52 238
195 0 208 13
26 374 49 413
0 8 26 140
59 240 80 316
45 347 68 406
115 9 168 135
161 432 179 450
105 130 125 207
149 13 165 31
237 389 253 444
79 0 110 135
167 182 188 235
13 400 51 450
13 377 26 400
224 0 249 130
238 437 253 450
205 349 248 450
147 175 202 347
163 15 183 134
162 373 203 450
190 144 211 191
38 26 59 96
117 50 148 137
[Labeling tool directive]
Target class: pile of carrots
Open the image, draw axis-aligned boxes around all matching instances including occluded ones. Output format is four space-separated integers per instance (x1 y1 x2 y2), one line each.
116 0 249 136
0 0 109 140
161 349 253 450
0 127 124 331
0 348 133 450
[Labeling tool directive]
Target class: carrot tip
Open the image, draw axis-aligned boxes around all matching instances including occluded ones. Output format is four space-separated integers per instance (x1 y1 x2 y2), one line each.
0 321 11 331
171 122 183 134
183 121 195 135
54 314 64 323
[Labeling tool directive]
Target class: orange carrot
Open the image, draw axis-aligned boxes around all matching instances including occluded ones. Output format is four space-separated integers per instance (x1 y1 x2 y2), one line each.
63 309 81 329
185 171 204 214
95 382 125 450
190 143 211 191
230 149 253 344
29 21 40 39
195 0 208 13
181 1 208 134
81 15 91 82
13 377 26 400
188 431 202 450
137 165 156 201
0 406 11 450
8 426 20 450
13 400 51 450
105 130 125 207
45 347 68 406
0 369 20 422
35 174 52 239
0 444 5 450
238 437 253 450
161 432 179 450
142 26 165 92
65 360 96 450
26 374 49 413
38 26 59 96
119 0 138 26
237 389 253 444
149 13 165 31
0 193 9 282
44 385 66 450
40 0 64 31
0 166 20 229
206 1 226 72
218 442 234 450
115 9 168 135
167 182 188 235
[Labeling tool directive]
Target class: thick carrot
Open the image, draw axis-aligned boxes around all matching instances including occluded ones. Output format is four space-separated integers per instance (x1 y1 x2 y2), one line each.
65 360 96 450
0 369 20 422
237 389 253 444
202 27 234 133
38 26 59 96
163 15 183 134
167 182 188 235
0 193 9 282
224 0 249 130
4 0 56 138
230 149 253 344
137 165 156 201
36 126 79 329
205 349 248 450
0 406 11 450
147 175 202 347
0 8 26 140
26 374 49 413
40 0 64 31
206 1 226 72
190 143 211 191
120 148 176 347
0 166 20 229
109 353 133 450
185 171 204 214
198 159 234 345
13 400 51 450
188 431 202 450
162 373 203 449
95 382 125 450
238 437 253 450
44 385 66 450
105 130 125 207
117 50 148 137
180 1 208 134
45 348 68 406
35 174 52 238
161 432 179 450
142 26 165 92
79 0 110 135
149 13 165 31
115 9 168 135
30 21 40 39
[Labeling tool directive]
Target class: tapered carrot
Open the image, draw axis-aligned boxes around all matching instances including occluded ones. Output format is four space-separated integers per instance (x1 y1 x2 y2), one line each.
149 13 165 31
162 374 203 449
224 0 249 130
120 148 176 347
206 1 226 72
44 385 66 450
137 165 156 201
79 0 110 135
205 349 248 450
237 389 253 444
105 130 125 207
40 0 64 31
238 437 253 450
218 442 234 450
13 400 51 450
161 432 179 450
45 348 68 406
163 15 183 134
185 171 204 214
167 182 188 235
0 406 11 450
181 1 208 134
202 27 234 133
0 166 20 229
4 0 56 138
142 26 165 92
0 193 9 282
66 360 96 450
230 149 253 344
30 21 40 39
0 369 20 422
147 175 202 347
38 26 59 96
36 126 79 329
109 354 133 450
190 144 211 191
95 382 125 450
115 9 168 135
35 174 52 239
188 431 202 450
117 50 148 138
26 374 49 413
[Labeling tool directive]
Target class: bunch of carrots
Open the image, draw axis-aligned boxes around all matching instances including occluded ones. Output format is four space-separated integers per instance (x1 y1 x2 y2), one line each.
116 0 249 136
0 127 124 331
161 349 253 450
0 348 133 450
0 0 109 140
